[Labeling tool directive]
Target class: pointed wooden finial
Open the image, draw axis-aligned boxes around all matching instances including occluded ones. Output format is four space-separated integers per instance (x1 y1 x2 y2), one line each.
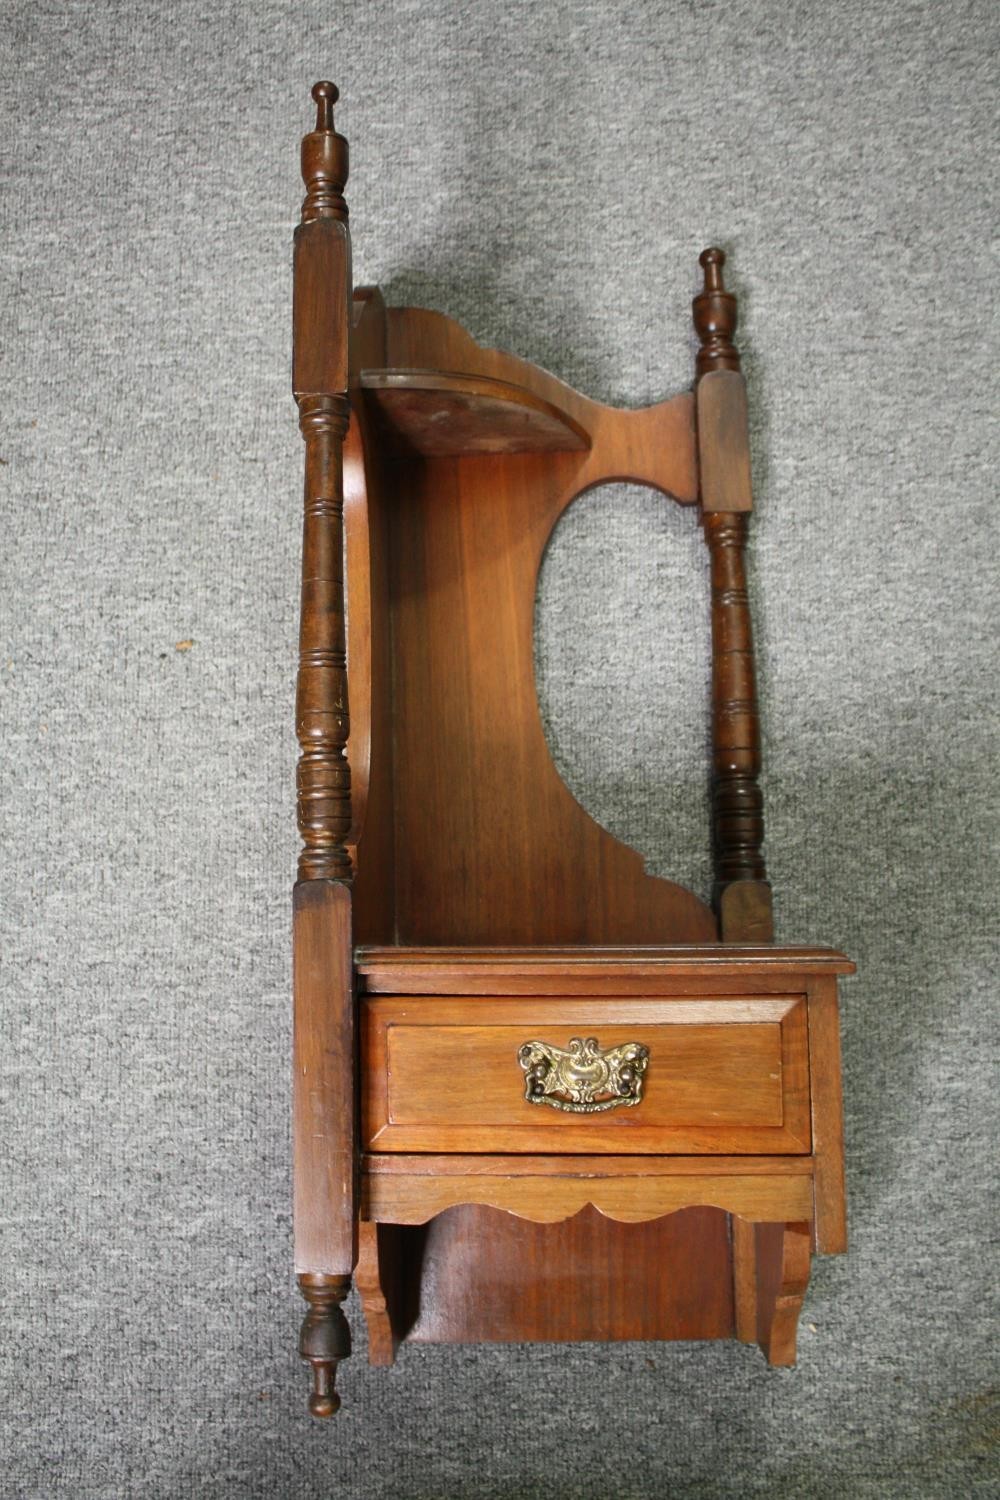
700 246 726 293
693 247 740 376
312 79 339 131
301 81 349 223
298 1274 352 1417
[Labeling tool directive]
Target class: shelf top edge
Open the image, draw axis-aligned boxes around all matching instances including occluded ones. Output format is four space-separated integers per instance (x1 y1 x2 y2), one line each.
355 944 855 976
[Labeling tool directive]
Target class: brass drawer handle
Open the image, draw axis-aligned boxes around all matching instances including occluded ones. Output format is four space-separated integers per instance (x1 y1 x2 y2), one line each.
518 1036 649 1113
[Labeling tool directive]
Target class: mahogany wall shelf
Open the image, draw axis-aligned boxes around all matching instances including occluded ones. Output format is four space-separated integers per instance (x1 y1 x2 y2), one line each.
289 82 852 1417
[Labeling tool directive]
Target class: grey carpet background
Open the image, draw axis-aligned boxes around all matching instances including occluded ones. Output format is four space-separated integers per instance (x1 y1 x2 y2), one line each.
2 1 997 1495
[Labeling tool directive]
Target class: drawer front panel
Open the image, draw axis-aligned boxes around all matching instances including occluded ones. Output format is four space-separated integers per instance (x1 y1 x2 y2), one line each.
362 996 810 1154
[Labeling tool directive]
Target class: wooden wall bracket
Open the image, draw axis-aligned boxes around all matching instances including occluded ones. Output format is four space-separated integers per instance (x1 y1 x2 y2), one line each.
287 86 850 1416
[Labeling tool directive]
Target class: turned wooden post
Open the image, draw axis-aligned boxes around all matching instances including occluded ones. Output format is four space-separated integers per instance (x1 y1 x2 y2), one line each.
292 81 356 1417
694 249 773 942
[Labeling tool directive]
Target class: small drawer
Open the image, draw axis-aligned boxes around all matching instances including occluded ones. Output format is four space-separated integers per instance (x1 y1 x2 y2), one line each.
362 995 810 1154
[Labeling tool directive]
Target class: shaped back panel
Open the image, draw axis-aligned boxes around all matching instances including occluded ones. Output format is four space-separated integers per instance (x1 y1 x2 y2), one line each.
346 297 718 946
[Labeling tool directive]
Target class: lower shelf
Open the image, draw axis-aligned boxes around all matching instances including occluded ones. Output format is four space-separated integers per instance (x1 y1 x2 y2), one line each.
358 1205 734 1352
356 1156 820 1371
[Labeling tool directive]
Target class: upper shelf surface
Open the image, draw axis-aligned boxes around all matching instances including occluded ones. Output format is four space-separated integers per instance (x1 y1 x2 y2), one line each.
360 369 591 455
350 297 695 472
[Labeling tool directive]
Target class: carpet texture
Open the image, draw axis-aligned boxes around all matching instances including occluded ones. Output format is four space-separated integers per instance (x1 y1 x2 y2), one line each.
2 1 998 1495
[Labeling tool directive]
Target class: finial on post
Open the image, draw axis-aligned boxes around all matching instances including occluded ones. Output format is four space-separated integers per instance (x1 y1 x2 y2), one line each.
301 81 349 223
699 246 727 293
693 247 740 377
312 79 339 131
298 1273 352 1418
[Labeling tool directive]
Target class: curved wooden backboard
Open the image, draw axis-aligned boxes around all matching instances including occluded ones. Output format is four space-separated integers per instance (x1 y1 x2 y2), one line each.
345 293 717 945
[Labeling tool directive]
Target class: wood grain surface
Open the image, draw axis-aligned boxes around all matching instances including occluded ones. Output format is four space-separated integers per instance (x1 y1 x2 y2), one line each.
361 994 810 1154
400 1206 736 1346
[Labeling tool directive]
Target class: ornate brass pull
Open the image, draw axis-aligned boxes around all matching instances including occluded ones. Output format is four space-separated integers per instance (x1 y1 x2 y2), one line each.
517 1036 649 1114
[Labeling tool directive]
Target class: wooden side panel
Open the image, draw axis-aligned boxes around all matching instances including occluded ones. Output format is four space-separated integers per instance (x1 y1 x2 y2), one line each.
345 290 396 944
808 976 848 1252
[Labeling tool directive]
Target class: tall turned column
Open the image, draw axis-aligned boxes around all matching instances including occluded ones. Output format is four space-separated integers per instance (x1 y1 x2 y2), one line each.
693 249 773 942
292 81 356 1417
296 392 351 883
